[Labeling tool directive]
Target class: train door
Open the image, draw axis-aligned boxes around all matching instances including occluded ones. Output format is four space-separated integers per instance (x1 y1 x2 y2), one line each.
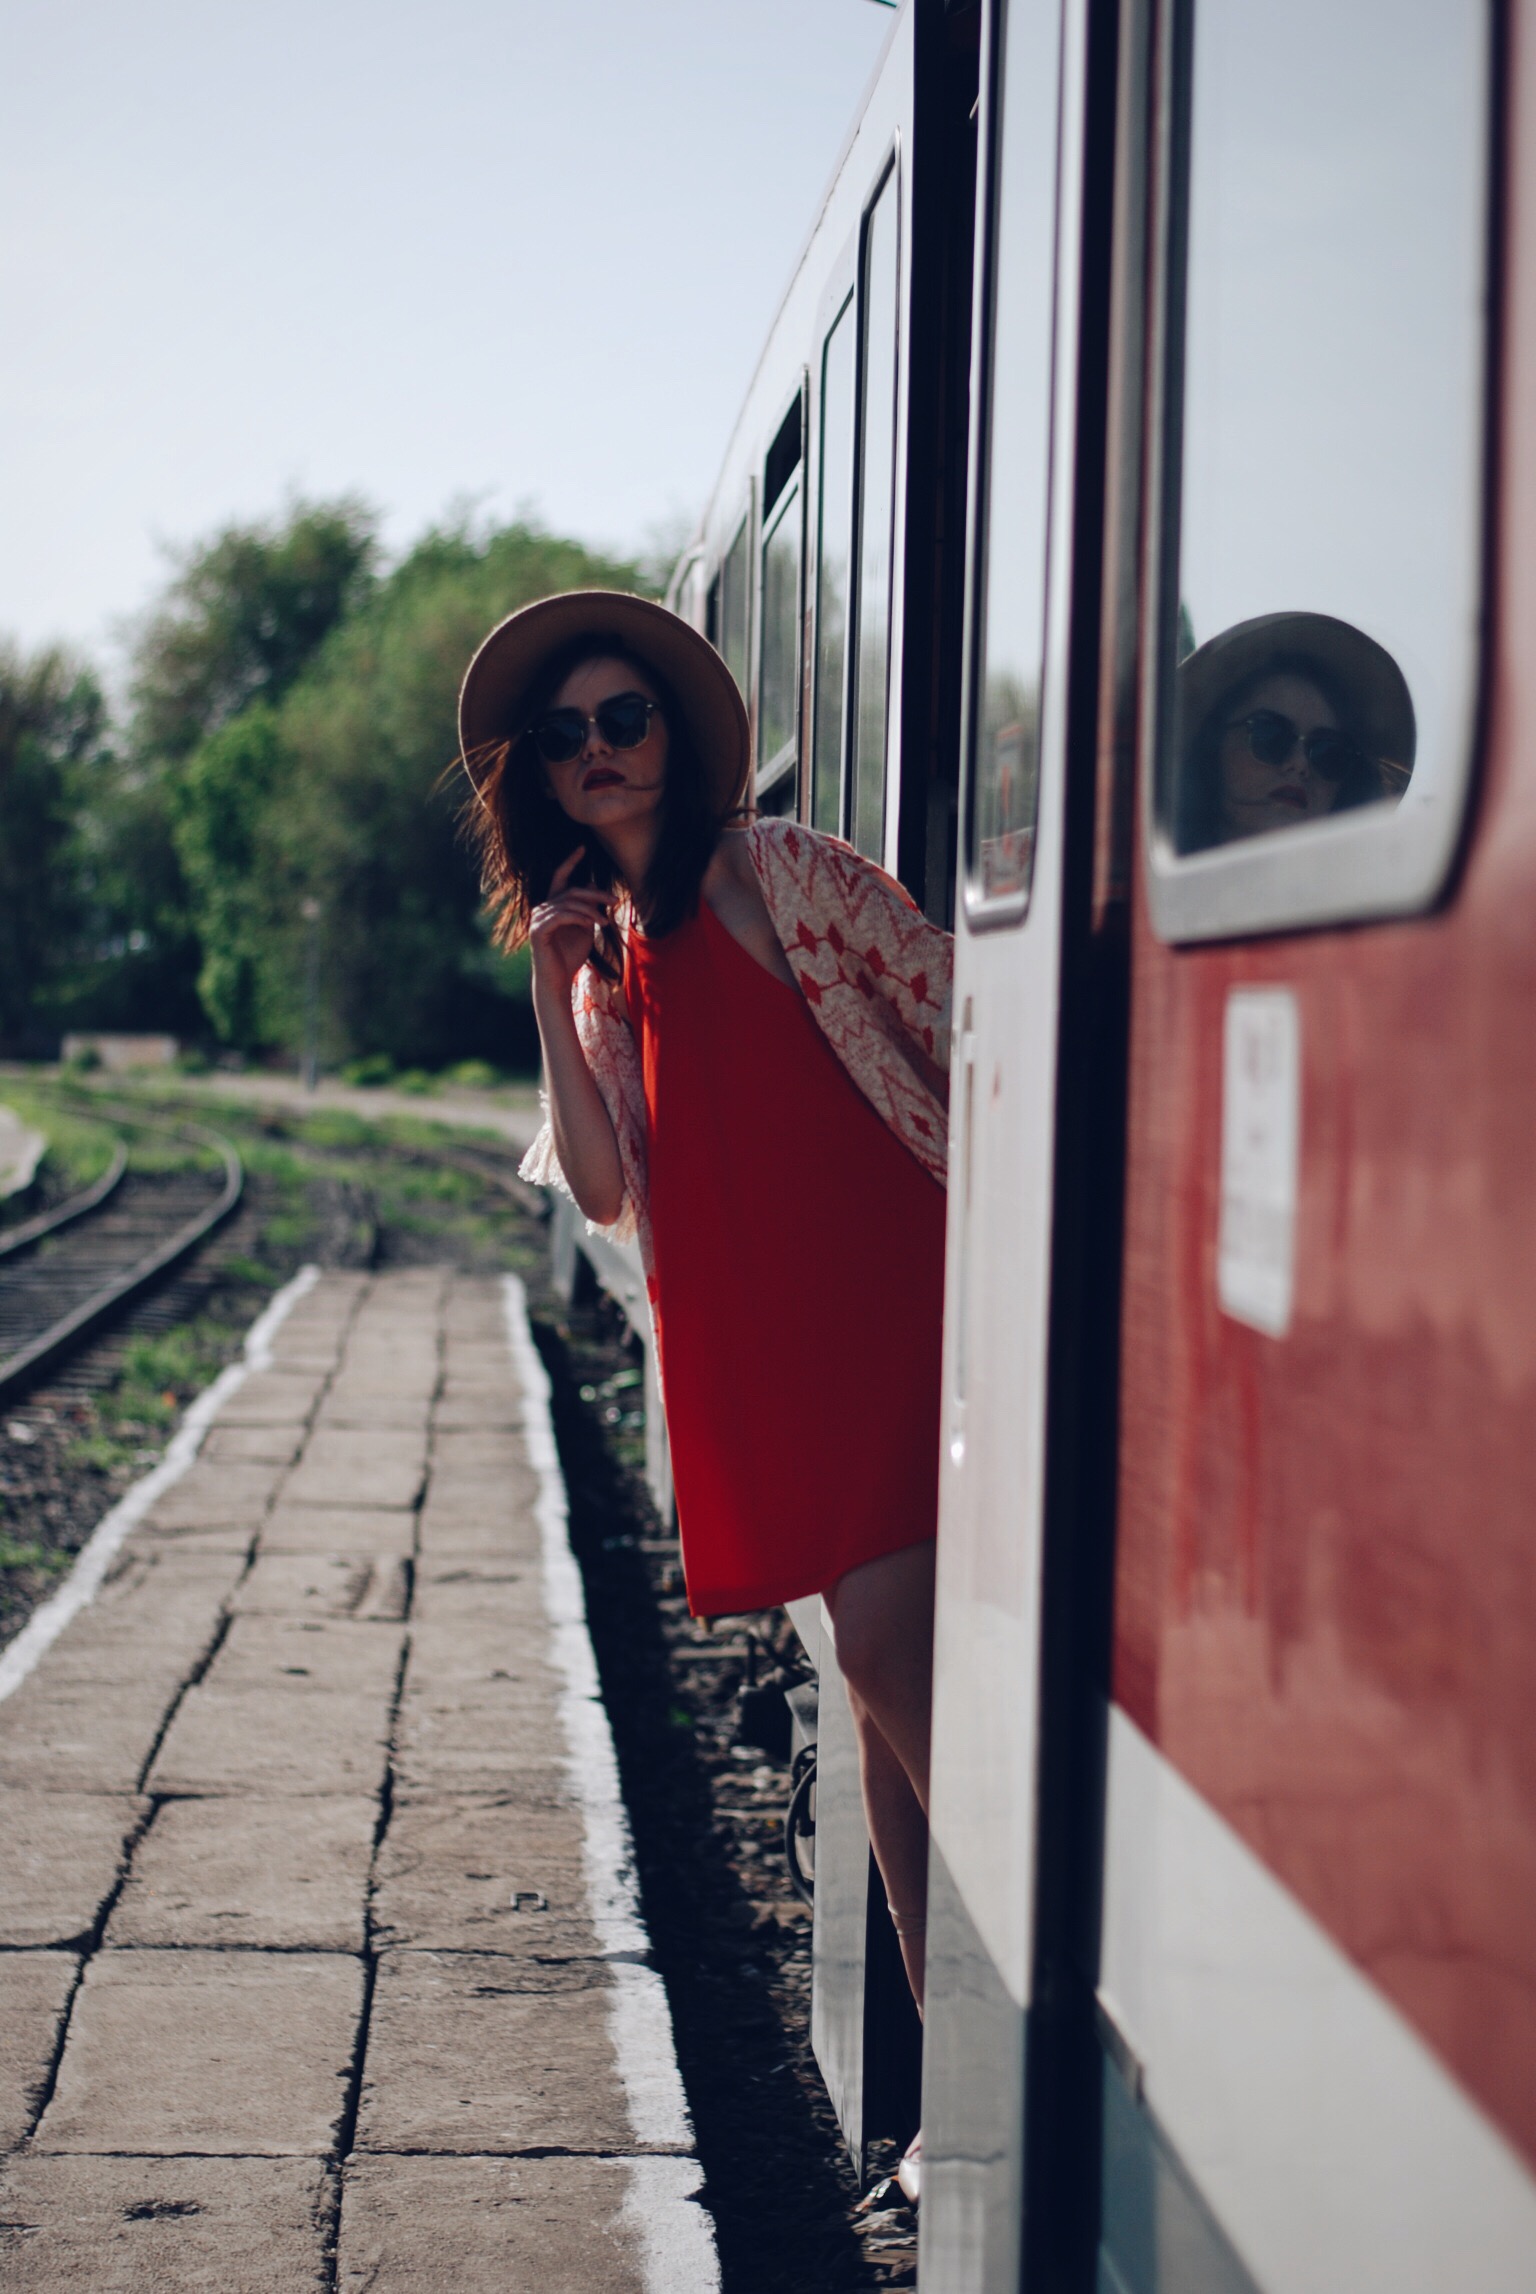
919 0 1104 2280
1095 1 1536 2290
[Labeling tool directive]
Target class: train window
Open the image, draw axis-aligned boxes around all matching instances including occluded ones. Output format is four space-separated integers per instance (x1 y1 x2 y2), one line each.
850 164 900 862
758 397 805 802
759 483 802 797
718 510 752 705
813 294 857 836
962 0 1063 925
1147 0 1491 940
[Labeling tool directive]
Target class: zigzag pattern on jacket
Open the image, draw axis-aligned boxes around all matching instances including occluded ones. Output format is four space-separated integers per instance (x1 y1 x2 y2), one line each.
520 817 954 1293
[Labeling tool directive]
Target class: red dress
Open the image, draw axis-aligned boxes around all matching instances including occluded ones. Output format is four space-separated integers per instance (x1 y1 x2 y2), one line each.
626 895 947 1616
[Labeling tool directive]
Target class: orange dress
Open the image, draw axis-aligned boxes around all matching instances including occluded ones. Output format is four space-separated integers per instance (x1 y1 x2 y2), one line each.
626 895 947 1616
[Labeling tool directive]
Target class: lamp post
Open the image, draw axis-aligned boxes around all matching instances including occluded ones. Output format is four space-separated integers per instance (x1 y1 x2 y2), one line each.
300 898 321 1091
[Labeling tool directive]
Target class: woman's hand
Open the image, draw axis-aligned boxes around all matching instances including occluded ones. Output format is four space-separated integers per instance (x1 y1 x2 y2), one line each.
529 846 613 1006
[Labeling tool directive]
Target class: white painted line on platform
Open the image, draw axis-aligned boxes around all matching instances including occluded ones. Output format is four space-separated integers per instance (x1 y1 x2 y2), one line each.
502 1273 720 2294
0 1262 320 1705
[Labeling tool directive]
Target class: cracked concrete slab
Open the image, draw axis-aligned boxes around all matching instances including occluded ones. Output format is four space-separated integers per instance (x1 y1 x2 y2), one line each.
199 1423 308 1466
355 1950 631 2155
371 1796 595 1954
337 2154 657 2292
409 1563 537 1629
214 1368 329 1426
231 1552 410 1623
108 1796 377 1951
148 1681 392 1798
0 1951 79 2148
0 1679 176 1793
416 1499 540 1560
35 1948 364 2155
283 1428 426 1512
208 1615 405 1701
0 1791 145 1947
0 2155 331 2291
143 1461 285 1532
260 1505 416 1556
403 1616 553 1689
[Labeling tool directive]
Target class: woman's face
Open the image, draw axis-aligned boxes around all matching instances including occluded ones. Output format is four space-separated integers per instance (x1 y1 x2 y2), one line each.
1215 669 1346 842
540 654 670 837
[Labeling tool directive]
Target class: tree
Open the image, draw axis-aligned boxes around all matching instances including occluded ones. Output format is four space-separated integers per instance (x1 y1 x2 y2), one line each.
167 510 652 1067
0 643 107 1046
129 498 378 763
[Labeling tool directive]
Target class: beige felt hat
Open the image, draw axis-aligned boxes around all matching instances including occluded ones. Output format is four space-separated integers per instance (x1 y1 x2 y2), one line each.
458 590 751 819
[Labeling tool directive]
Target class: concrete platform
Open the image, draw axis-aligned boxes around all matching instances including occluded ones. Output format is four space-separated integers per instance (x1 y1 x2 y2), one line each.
0 1268 716 2292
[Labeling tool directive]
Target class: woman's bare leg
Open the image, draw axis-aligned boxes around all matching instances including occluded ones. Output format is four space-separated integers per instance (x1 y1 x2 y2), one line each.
825 1540 936 2009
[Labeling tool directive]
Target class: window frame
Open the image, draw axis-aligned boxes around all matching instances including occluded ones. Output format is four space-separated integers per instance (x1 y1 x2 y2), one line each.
958 0 1064 935
716 493 756 723
1138 0 1498 947
810 261 858 835
846 148 904 864
756 380 808 805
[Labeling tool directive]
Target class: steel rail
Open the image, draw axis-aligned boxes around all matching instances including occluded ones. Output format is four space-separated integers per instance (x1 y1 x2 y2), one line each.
0 1122 243 1398
0 1141 129 1261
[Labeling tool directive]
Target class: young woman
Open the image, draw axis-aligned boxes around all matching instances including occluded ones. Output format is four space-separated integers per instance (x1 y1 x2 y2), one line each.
459 590 951 2192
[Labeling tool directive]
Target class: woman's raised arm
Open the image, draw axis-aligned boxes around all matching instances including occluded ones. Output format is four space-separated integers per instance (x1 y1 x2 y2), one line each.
528 848 626 1227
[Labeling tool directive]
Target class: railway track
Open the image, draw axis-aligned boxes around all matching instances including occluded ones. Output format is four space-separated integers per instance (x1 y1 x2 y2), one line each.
0 1116 242 1399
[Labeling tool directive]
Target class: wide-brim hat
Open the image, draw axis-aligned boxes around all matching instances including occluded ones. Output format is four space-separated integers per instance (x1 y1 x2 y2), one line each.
458 590 751 819
1177 611 1416 778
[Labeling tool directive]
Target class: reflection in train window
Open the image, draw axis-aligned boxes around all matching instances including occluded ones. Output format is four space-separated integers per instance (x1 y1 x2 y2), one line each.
759 489 801 794
814 295 856 836
1164 0 1486 862
719 511 752 706
964 0 1062 919
850 165 900 862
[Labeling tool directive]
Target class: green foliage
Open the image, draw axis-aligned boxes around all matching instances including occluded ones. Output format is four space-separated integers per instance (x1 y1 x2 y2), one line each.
130 498 378 763
2 495 655 1067
341 1054 395 1087
0 643 109 1043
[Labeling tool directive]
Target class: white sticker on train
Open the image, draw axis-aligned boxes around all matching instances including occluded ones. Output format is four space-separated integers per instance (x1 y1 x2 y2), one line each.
1217 987 1299 1338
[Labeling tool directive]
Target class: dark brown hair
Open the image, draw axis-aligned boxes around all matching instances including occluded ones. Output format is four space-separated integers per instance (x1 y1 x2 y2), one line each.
461 632 719 979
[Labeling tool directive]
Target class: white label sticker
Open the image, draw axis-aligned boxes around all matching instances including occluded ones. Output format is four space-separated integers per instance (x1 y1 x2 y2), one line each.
1217 988 1300 1338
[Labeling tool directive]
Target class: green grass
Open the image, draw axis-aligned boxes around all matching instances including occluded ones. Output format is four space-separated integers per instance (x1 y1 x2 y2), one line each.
0 1081 119 1196
0 1534 71 1577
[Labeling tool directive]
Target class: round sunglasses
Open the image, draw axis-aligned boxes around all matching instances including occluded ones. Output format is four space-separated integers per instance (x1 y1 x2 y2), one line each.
1227 707 1363 782
528 692 660 766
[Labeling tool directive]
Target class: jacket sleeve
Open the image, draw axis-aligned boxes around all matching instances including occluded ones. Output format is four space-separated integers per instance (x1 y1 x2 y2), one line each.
747 818 953 1184
517 964 648 1249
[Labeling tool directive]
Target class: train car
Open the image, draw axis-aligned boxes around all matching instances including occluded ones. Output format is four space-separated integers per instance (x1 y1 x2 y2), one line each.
647 0 1536 2287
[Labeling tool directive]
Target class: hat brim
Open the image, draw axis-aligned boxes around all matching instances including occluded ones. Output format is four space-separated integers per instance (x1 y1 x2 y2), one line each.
458 590 751 820
1177 611 1417 770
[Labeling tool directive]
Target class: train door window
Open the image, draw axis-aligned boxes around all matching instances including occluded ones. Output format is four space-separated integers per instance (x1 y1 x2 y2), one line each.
1146 0 1491 941
849 163 901 862
814 294 857 836
758 394 805 808
962 0 1063 925
718 508 753 704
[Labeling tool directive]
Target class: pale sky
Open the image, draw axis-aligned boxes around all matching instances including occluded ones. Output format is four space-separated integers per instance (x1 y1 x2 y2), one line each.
1 0 894 664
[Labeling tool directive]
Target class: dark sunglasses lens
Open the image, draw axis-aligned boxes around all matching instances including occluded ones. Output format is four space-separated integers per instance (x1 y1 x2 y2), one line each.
1304 730 1358 780
596 697 654 749
1243 710 1294 767
531 710 585 764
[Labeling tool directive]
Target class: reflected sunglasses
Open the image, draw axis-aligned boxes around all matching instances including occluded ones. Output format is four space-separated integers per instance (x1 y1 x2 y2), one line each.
527 693 660 765
1227 708 1363 781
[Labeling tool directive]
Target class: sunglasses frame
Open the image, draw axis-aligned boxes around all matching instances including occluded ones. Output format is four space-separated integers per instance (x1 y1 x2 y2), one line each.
527 692 661 767
1227 707 1363 783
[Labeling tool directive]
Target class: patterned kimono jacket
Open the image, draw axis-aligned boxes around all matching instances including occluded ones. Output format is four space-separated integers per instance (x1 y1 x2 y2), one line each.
518 818 953 1298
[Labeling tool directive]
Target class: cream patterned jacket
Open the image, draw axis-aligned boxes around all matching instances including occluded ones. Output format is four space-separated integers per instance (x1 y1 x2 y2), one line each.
518 818 953 1292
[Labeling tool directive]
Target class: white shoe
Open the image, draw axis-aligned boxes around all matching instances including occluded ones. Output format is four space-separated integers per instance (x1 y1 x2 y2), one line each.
896 2129 922 2206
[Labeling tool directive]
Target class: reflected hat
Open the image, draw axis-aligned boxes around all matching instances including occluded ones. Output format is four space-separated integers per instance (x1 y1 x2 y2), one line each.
458 590 751 820
1177 611 1417 775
